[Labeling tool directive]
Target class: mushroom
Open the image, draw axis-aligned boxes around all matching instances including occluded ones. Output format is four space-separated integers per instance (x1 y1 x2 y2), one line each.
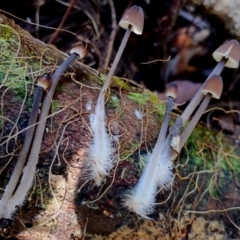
124 84 178 218
36 72 52 90
157 80 202 106
212 39 240 69
179 75 223 151
101 5 144 94
0 73 51 215
180 40 240 125
87 5 144 186
0 45 87 219
70 42 89 59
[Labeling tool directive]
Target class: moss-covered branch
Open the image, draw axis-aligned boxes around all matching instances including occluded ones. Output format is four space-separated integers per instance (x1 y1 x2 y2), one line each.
0 13 239 239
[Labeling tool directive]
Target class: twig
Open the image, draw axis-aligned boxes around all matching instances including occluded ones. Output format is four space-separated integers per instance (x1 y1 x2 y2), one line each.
160 0 186 41
98 0 117 73
48 0 77 44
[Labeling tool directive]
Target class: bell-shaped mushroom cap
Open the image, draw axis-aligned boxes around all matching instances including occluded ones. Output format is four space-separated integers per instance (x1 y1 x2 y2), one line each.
202 75 223 99
37 73 51 90
166 83 178 99
119 5 144 35
212 40 240 68
70 43 89 58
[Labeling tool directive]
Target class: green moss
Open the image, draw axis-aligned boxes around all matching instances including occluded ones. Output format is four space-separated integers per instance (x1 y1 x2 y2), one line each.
138 154 148 172
128 92 151 105
120 141 139 160
97 73 106 84
177 121 240 208
112 77 130 90
56 83 68 93
93 72 141 93
126 82 240 210
128 90 165 114
51 100 62 112
88 73 102 84
107 95 120 109
209 185 221 200
0 24 47 100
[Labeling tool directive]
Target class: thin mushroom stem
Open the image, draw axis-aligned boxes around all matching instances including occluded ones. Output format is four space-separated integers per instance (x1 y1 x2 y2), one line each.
180 59 226 125
124 95 175 218
0 53 79 219
209 59 226 77
155 96 174 153
0 87 44 205
179 93 212 151
179 74 223 151
96 24 132 115
87 25 133 186
0 72 51 212
148 94 174 169
101 25 132 94
49 53 78 94
87 6 144 185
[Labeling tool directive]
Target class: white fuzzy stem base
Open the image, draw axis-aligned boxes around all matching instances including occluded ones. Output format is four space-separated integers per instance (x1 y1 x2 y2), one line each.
124 139 173 218
86 95 114 186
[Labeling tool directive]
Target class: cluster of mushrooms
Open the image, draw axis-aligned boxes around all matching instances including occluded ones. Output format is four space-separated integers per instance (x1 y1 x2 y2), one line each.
0 5 240 221
0 44 89 220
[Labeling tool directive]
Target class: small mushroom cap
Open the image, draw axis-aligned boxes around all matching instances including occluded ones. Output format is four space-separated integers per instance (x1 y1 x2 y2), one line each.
119 5 144 35
70 43 89 58
37 73 51 90
202 75 223 99
212 40 240 68
166 83 178 99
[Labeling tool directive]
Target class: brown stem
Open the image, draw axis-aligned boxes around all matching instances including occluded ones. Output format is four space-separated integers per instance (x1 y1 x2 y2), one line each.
98 0 117 73
160 0 185 41
48 0 77 44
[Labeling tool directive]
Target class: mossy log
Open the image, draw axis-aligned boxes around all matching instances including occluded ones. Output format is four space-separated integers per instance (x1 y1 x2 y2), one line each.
0 13 240 239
